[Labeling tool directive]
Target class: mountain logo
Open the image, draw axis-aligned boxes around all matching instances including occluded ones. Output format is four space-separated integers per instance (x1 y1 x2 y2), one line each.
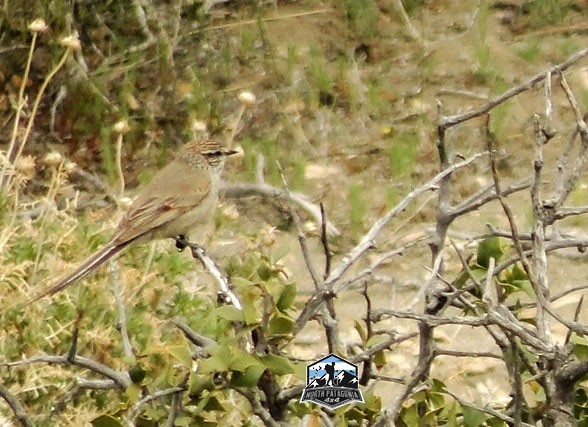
300 353 364 409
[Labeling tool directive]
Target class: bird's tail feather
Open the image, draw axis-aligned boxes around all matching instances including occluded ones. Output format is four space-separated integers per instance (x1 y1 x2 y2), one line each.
26 241 129 305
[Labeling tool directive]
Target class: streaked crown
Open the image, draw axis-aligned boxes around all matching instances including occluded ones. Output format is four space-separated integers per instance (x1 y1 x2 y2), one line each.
178 140 237 171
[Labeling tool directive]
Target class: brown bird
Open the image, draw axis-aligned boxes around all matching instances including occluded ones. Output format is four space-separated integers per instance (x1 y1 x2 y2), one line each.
27 140 236 304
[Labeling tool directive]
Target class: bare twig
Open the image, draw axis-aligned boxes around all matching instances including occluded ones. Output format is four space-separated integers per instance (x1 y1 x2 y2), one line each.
175 237 242 310
320 203 332 279
172 319 216 349
444 388 534 427
336 237 427 292
295 152 486 334
439 48 588 130
2 355 131 388
0 383 33 427
327 152 487 287
110 261 134 358
233 387 280 427
530 113 551 342
127 385 187 425
221 182 340 237
565 295 584 345
433 348 502 359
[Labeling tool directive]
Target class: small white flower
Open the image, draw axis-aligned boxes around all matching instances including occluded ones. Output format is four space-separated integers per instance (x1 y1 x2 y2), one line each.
238 91 256 106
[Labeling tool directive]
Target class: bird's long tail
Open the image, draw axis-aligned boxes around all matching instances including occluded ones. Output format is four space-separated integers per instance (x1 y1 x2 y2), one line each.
26 240 130 305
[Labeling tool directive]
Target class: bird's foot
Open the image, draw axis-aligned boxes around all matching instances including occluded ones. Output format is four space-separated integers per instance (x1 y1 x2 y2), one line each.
175 235 188 251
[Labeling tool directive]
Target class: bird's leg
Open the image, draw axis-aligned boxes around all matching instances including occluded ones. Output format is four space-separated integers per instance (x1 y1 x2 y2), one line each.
174 235 206 255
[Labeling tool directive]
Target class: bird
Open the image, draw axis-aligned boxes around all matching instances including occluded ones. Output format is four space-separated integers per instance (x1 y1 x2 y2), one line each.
26 139 237 304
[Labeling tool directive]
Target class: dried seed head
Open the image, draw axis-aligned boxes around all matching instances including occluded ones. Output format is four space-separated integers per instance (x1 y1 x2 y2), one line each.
221 204 239 220
44 151 63 167
303 221 319 236
29 19 49 33
113 120 131 134
119 197 133 210
60 34 81 51
260 225 277 247
15 155 36 178
64 161 77 174
238 91 256 106
191 119 208 133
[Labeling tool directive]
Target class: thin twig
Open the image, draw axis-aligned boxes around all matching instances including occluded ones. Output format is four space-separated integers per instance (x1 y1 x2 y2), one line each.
2 355 131 388
111 261 134 358
126 385 187 425
320 203 332 279
0 383 33 427
233 387 280 427
176 237 242 310
294 152 487 334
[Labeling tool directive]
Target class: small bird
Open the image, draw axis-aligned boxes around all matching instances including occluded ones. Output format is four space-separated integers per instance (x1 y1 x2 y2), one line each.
27 140 237 304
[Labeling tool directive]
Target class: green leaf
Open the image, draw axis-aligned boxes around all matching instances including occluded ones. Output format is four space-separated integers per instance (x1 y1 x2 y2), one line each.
189 373 214 396
241 286 262 325
128 364 147 384
203 394 225 411
230 350 260 372
261 353 295 375
463 406 488 427
446 400 459 427
400 401 419 427
430 378 447 393
476 236 505 268
268 313 294 336
354 320 368 342
257 263 273 280
273 243 290 262
373 350 386 370
232 276 254 288
366 334 388 348
167 342 193 368
506 262 527 282
277 283 297 311
91 415 123 427
511 279 534 297
200 345 234 372
231 363 266 387
572 334 588 360
215 306 245 322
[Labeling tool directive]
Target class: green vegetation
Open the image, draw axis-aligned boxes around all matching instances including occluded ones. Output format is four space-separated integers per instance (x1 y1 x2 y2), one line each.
526 0 573 28
2 0 588 425
386 130 419 177
517 38 542 64
341 0 380 39
348 183 366 232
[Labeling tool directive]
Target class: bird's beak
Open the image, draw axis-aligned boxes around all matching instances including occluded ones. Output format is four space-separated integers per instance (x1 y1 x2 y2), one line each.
223 149 239 156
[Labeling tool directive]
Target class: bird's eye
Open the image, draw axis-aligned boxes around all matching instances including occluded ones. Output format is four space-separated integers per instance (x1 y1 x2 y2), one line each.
206 150 223 157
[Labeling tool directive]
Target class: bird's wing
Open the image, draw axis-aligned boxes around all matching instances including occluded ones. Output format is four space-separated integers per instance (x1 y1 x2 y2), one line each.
114 161 212 243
